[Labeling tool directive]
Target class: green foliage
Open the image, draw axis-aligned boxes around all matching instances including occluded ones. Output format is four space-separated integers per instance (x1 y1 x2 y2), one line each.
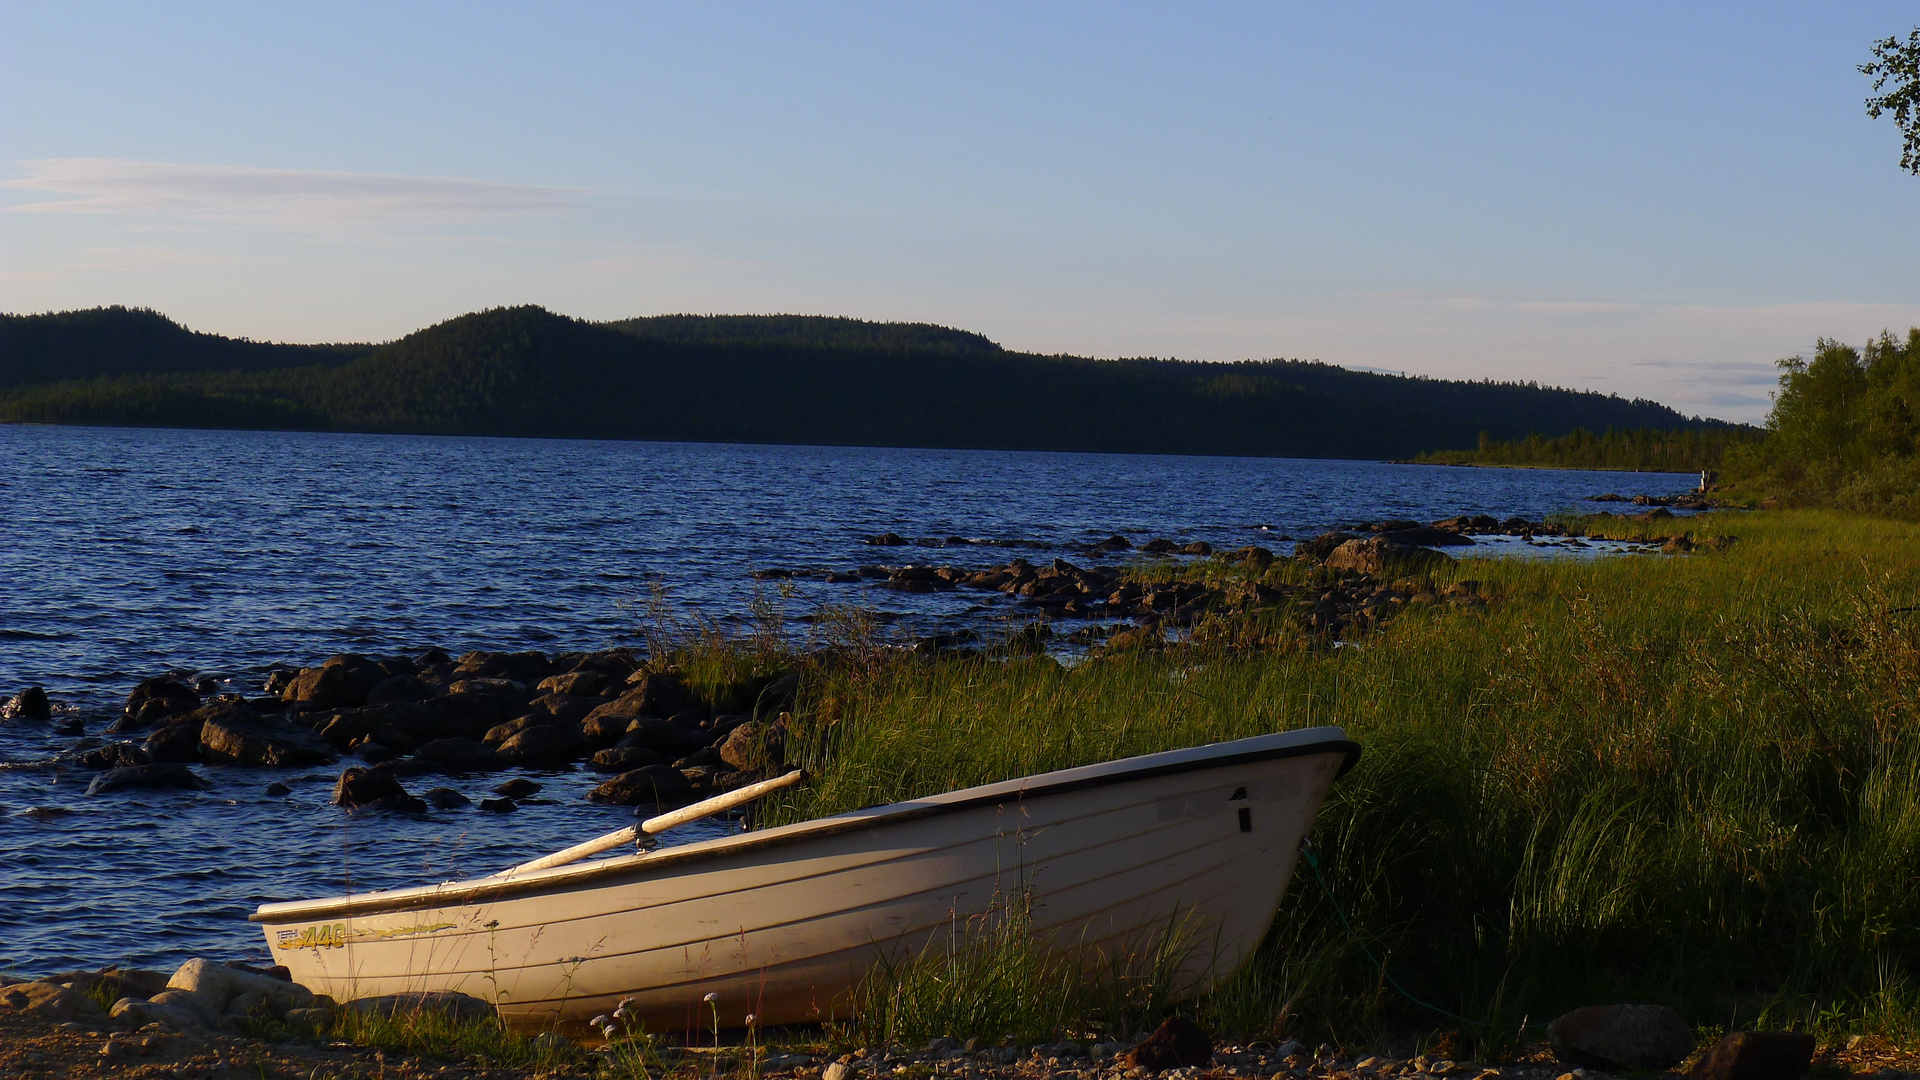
324 1002 584 1071
1724 329 1920 516
1418 426 1760 472
762 513 1920 1045
2 304 1721 458
854 889 1200 1046
1862 28 1920 174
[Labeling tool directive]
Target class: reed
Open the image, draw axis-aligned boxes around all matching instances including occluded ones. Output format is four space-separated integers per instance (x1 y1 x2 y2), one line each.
738 510 1920 1047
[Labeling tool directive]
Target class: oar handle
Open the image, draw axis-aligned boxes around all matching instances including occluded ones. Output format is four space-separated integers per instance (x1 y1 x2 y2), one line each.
494 769 806 879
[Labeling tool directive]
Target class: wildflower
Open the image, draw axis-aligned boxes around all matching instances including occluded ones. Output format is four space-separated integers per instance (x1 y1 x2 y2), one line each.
703 991 719 1002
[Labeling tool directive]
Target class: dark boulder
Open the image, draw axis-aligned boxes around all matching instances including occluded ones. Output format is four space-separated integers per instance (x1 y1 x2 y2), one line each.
421 787 471 810
410 738 504 773
751 673 800 722
483 714 558 747
3 687 52 721
144 719 207 763
862 532 909 545
1324 537 1456 575
1090 534 1133 553
718 721 784 772
428 689 514 735
527 693 605 725
452 650 553 684
282 656 385 709
479 797 516 813
1140 538 1177 553
495 723 587 768
73 743 151 770
127 677 198 713
587 764 694 806
590 746 664 773
200 707 336 767
1296 531 1365 562
493 778 541 798
1689 1032 1814 1080
365 675 435 706
1548 1004 1695 1071
344 990 496 1024
1124 1016 1212 1071
331 767 424 812
536 670 614 697
86 763 210 795
621 718 702 758
1180 541 1213 555
580 712 634 748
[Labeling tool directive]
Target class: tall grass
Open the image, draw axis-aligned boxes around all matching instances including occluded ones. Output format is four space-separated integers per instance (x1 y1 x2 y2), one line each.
741 511 1920 1047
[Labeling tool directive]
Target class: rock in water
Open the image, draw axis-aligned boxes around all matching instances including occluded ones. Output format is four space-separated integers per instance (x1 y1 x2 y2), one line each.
331 767 424 811
1548 1004 1695 1070
1690 1032 1816 1080
421 787 470 809
494 777 541 798
86 763 211 795
1124 1015 1212 1071
587 764 694 806
1324 537 1456 575
199 707 336 767
2 686 52 721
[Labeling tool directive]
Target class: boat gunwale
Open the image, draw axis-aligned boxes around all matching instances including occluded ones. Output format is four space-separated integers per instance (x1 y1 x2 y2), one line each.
252 728 1359 924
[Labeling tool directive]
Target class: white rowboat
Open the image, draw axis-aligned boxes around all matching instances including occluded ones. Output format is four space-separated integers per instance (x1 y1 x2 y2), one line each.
253 727 1360 1031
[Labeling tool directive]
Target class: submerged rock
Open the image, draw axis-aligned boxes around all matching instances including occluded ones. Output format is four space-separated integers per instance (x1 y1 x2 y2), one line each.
86 763 210 795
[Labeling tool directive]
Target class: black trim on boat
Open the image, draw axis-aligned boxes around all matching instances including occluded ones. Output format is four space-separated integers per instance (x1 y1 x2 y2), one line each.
252 737 1361 922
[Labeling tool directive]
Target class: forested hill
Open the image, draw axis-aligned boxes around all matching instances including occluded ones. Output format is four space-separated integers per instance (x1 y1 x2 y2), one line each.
604 313 1002 355
0 307 373 390
0 304 1739 457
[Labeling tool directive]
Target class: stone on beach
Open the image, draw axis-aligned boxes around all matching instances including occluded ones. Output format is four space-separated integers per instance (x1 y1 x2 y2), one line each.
410 737 504 772
1124 1015 1213 1070
0 980 109 1023
1689 1032 1816 1080
344 990 494 1023
1548 1003 1695 1070
166 957 315 1018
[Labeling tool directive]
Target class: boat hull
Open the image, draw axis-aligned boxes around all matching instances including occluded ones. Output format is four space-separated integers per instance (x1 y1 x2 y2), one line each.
255 729 1356 1031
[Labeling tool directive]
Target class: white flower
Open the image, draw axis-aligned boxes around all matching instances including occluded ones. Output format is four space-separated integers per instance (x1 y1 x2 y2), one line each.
591 1014 610 1028
702 991 719 1002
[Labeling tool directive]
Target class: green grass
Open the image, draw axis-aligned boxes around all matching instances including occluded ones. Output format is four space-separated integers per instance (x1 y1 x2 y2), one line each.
731 511 1920 1051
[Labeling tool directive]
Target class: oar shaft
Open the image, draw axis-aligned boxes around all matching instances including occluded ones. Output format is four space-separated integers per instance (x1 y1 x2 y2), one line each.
640 769 806 835
495 769 805 878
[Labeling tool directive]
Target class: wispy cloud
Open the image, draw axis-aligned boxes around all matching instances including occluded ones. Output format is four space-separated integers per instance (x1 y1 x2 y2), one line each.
2 159 579 227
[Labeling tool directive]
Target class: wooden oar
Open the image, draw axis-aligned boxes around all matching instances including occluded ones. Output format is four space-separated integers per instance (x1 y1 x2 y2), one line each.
493 769 806 879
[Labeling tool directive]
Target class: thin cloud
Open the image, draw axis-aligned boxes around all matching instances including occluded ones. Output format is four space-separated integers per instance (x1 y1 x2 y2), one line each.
2 158 580 227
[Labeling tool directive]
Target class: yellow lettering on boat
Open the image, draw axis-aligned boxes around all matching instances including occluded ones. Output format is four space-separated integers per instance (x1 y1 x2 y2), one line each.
274 922 349 951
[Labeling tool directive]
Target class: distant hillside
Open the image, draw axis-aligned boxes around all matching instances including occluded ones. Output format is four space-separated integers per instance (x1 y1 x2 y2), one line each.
605 313 1001 355
0 305 1743 457
0 306 372 390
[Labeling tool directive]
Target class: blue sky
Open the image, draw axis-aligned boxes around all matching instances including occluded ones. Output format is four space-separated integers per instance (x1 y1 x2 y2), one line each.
3 3 1917 422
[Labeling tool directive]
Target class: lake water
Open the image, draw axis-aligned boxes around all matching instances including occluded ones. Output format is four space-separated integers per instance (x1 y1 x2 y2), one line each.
0 424 1699 974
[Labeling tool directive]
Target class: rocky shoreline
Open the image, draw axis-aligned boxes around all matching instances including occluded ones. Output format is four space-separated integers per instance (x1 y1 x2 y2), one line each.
1 959 1910 1080
0 510 1721 821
